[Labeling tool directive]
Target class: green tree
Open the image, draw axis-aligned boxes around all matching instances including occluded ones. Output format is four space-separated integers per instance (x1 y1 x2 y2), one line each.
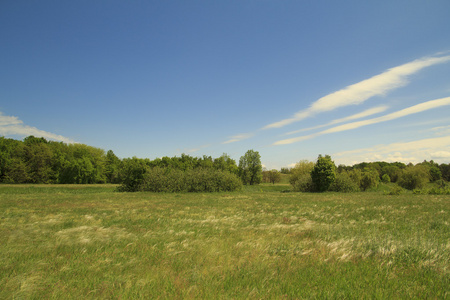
440 163 450 181
24 142 54 183
4 158 30 183
310 155 336 192
329 172 359 193
398 165 430 190
289 160 314 192
280 167 291 174
213 153 238 174
381 173 391 183
105 150 121 183
429 166 442 182
360 168 379 191
266 169 281 184
117 157 149 192
239 150 262 185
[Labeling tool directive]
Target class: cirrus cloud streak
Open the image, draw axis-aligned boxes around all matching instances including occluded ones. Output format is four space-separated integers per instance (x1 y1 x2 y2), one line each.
273 97 450 145
284 105 388 136
0 112 76 143
333 135 450 165
263 54 450 129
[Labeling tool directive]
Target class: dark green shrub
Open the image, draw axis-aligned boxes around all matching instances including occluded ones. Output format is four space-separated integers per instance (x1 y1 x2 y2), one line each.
429 166 442 182
398 166 429 190
329 172 359 192
435 179 448 189
310 155 336 192
291 174 314 192
141 167 187 192
289 160 314 185
427 187 450 195
381 174 391 183
387 185 403 195
117 158 150 192
186 168 242 192
360 169 379 191
348 169 363 188
130 167 242 193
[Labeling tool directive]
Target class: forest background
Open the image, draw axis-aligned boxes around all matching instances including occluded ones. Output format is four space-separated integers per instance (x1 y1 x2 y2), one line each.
1 136 449 194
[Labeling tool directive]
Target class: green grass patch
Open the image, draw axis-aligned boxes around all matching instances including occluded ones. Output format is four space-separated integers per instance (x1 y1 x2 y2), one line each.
1 184 449 298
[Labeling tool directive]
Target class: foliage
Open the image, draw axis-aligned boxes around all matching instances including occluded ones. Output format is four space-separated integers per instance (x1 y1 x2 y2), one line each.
310 155 336 192
0 136 109 184
1 136 447 194
289 160 314 185
291 174 314 192
127 167 242 193
381 165 402 182
387 185 404 195
105 150 121 183
429 166 442 182
238 150 262 185
329 172 359 193
398 165 430 190
440 163 450 181
381 174 391 183
280 167 291 174
288 160 314 192
347 169 363 188
359 168 379 191
263 169 281 184
116 157 150 192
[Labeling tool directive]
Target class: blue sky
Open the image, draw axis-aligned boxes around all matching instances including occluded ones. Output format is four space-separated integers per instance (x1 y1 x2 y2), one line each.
1 1 450 169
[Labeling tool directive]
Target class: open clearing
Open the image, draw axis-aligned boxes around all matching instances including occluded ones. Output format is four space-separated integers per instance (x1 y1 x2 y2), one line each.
0 184 449 298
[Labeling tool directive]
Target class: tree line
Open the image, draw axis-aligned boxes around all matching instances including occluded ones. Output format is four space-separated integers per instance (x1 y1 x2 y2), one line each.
1 136 449 193
288 155 450 194
0 136 263 192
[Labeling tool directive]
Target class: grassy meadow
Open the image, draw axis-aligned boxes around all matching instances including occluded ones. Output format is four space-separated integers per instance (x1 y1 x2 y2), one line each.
0 184 449 299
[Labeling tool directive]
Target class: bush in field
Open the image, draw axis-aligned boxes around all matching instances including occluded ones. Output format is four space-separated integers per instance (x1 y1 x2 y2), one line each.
346 168 379 191
117 157 150 192
140 167 186 192
189 168 242 192
291 174 314 192
387 185 404 195
348 169 363 187
329 172 359 192
381 174 391 183
360 169 379 191
398 165 430 190
310 155 336 192
289 160 314 184
381 165 402 183
128 167 242 192
289 160 314 192
263 169 281 184
429 166 442 182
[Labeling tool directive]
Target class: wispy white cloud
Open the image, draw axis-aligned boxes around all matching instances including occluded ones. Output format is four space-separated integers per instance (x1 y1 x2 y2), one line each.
284 105 388 135
333 135 450 165
428 125 450 136
183 144 211 154
263 54 450 129
0 114 22 126
0 112 76 143
322 97 450 134
222 132 254 144
273 97 450 145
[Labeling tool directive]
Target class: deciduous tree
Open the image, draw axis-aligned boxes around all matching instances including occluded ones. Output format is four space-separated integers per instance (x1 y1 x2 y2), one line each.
239 150 262 185
310 155 336 192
